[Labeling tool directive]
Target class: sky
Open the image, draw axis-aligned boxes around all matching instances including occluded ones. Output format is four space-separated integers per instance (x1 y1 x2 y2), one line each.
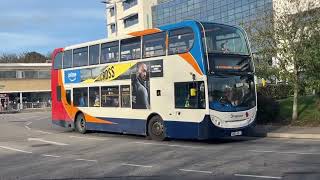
0 0 106 55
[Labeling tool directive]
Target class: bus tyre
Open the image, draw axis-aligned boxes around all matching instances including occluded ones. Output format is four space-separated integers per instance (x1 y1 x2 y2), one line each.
148 115 166 141
75 113 87 134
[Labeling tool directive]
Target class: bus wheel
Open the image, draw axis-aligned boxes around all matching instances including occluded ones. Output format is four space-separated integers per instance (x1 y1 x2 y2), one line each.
148 115 166 141
75 113 86 134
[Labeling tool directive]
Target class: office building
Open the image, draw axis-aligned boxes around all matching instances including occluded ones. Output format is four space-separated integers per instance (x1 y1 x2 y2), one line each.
104 0 158 38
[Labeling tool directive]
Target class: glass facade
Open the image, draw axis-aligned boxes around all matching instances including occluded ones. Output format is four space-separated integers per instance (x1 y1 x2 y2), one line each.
152 0 273 27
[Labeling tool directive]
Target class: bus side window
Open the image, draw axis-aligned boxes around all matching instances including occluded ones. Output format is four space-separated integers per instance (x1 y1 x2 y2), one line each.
53 52 62 69
63 50 72 69
143 32 166 58
73 87 88 107
73 47 88 67
101 86 119 107
89 87 100 107
66 90 71 105
168 27 194 55
120 37 141 61
101 41 119 64
174 81 205 109
89 44 100 65
120 85 130 108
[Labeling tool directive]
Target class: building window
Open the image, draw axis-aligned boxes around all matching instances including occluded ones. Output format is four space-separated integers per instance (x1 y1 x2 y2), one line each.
124 14 139 28
53 52 62 69
101 86 119 107
73 87 88 107
174 81 205 109
110 7 115 17
101 41 119 63
143 32 166 58
89 87 100 107
123 0 137 10
63 50 72 69
38 71 50 79
73 47 88 67
120 37 141 61
89 44 100 65
0 71 16 79
168 27 194 55
24 71 38 79
110 24 116 34
120 85 130 108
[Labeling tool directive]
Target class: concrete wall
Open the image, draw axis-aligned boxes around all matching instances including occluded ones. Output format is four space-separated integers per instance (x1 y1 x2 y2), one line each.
0 79 50 93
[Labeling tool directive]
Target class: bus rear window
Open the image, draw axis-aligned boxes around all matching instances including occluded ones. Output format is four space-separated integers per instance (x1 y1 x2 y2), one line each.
53 52 62 69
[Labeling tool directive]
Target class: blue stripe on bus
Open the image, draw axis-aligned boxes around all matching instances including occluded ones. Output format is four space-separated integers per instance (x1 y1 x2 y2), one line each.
82 115 254 140
159 20 206 74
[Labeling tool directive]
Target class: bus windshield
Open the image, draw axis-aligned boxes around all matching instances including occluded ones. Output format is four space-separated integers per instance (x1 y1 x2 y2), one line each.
208 74 256 112
202 23 249 55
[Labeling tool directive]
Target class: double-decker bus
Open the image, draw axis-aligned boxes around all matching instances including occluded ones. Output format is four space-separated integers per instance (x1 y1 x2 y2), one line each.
51 20 257 140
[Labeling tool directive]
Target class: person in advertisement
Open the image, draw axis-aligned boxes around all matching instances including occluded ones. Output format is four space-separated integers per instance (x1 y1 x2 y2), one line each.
132 62 150 109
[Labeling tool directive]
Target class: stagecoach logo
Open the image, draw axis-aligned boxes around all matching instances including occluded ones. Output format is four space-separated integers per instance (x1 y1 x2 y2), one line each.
230 114 244 119
64 69 81 83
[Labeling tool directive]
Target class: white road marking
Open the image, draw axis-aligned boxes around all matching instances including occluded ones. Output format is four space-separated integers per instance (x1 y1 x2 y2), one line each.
42 154 60 158
32 117 50 121
133 142 203 149
17 116 42 121
179 169 212 174
121 163 153 168
0 146 32 154
34 130 53 134
234 174 282 179
69 135 106 141
249 150 320 155
27 138 69 146
24 126 31 130
25 121 32 126
75 158 98 162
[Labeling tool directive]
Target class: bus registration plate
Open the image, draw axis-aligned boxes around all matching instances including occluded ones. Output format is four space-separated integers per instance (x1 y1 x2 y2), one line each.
231 131 242 136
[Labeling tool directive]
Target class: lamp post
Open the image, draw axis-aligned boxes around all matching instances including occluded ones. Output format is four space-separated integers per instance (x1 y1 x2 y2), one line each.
101 0 118 36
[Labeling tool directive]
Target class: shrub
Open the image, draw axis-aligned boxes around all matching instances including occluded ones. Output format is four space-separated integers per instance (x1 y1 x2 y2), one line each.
256 92 280 124
257 84 293 100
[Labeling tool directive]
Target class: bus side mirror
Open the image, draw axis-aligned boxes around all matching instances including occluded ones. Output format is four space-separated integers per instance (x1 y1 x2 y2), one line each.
190 88 197 97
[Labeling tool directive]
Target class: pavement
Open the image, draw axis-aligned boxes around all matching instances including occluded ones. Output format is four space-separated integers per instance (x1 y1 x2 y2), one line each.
252 125 320 139
0 111 320 179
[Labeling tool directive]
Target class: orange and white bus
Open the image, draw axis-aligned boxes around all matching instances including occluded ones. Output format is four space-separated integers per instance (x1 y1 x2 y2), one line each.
51 20 257 140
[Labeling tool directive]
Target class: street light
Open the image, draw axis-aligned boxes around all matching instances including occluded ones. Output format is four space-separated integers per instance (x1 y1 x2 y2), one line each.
101 0 118 36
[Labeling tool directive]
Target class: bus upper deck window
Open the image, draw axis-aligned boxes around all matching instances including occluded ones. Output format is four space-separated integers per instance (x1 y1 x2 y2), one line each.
168 27 194 55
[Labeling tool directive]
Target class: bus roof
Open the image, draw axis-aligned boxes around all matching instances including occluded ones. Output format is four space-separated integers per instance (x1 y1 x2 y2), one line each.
61 20 241 51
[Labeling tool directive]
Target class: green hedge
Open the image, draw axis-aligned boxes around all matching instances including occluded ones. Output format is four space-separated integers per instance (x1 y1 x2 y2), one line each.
257 84 293 100
256 92 280 124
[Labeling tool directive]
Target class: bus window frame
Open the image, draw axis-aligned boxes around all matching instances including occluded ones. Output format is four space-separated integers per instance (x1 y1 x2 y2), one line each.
73 46 89 68
120 36 142 61
89 44 100 66
53 52 63 70
168 27 195 55
62 50 73 69
101 40 120 64
142 31 167 58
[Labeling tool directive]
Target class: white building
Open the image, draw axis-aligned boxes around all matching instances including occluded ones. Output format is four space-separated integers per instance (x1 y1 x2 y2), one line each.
103 0 158 38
